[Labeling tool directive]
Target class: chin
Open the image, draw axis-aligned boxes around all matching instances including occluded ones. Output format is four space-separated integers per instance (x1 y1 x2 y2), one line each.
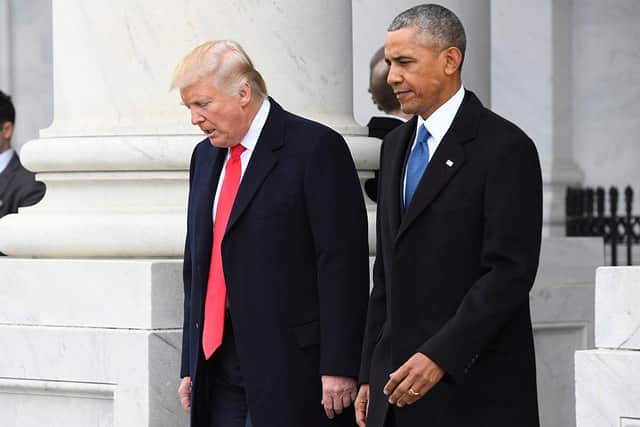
400 104 418 116
208 137 225 147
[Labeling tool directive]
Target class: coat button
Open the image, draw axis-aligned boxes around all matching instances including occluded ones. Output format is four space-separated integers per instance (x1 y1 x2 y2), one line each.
195 322 199 329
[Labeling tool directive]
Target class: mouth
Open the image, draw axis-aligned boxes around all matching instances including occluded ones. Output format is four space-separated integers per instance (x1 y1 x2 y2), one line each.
202 128 216 137
394 89 411 98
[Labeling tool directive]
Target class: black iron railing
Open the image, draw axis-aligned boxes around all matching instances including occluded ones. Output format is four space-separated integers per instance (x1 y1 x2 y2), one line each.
566 186 640 266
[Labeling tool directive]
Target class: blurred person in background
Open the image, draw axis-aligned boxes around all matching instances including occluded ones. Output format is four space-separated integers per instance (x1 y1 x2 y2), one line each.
0 90 45 219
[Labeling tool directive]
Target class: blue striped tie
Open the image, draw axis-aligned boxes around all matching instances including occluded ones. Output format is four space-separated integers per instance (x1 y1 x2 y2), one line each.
404 124 430 208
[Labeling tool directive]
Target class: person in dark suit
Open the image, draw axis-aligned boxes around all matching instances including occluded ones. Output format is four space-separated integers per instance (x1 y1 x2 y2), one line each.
171 40 369 427
0 90 45 219
355 4 542 427
364 47 410 203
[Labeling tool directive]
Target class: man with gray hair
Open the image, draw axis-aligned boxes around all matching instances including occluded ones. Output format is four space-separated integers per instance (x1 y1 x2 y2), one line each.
172 40 369 427
356 4 542 426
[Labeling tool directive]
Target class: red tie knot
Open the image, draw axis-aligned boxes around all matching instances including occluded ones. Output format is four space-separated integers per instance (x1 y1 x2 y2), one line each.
230 144 246 160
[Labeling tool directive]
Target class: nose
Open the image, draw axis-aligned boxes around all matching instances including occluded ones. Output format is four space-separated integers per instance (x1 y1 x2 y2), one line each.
190 108 204 126
387 64 401 86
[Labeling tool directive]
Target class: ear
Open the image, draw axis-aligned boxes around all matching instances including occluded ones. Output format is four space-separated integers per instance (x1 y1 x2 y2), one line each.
238 81 252 107
443 47 463 76
1 121 13 140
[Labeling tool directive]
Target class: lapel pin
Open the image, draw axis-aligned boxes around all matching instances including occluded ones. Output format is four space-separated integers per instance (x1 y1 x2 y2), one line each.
446 160 454 167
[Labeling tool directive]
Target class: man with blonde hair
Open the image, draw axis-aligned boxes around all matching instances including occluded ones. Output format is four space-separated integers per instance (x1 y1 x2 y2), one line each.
172 40 369 427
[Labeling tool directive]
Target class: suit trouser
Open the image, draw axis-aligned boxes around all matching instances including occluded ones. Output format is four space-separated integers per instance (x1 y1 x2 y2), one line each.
196 313 253 427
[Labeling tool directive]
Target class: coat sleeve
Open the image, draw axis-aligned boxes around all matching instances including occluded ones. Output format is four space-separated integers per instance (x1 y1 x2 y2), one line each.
418 132 543 383
303 129 370 378
359 140 388 384
180 145 198 378
17 179 46 209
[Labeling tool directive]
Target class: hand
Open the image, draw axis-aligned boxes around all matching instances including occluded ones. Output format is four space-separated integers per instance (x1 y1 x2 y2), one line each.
383 353 444 407
355 384 370 427
320 375 357 419
178 376 192 413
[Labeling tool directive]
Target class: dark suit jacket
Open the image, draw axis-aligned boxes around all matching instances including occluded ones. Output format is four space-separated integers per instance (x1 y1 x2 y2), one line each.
182 99 369 427
365 117 405 203
367 116 405 140
360 91 542 427
0 152 46 218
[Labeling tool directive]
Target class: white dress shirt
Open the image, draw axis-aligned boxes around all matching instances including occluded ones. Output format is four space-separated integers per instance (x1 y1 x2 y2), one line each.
212 98 271 220
403 85 465 204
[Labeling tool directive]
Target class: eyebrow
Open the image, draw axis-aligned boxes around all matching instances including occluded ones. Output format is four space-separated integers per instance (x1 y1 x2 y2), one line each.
389 54 414 62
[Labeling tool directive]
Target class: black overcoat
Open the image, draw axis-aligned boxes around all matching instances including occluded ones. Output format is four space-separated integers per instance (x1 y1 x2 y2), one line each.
0 152 45 218
360 91 542 427
182 99 370 427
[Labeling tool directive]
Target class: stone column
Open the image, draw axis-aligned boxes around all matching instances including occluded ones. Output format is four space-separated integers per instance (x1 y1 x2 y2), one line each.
0 0 12 91
0 1 369 426
576 267 640 426
0 0 371 258
491 0 583 236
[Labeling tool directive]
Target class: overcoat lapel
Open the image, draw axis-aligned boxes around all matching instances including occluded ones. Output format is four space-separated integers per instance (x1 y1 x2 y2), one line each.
194 143 225 283
386 116 418 236
395 91 481 243
226 98 284 233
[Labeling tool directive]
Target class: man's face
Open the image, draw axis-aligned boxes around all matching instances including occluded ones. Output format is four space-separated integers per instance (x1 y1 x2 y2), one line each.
0 121 12 152
384 26 448 119
180 76 250 148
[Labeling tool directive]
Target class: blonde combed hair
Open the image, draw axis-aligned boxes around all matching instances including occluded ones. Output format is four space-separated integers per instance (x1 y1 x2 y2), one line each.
170 40 267 100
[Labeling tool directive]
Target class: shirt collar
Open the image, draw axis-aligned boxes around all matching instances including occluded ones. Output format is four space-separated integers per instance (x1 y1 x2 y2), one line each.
417 85 465 143
236 98 271 153
0 148 15 174
377 113 409 123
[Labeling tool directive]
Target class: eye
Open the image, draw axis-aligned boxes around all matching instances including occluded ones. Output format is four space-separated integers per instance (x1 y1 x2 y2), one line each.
195 101 211 108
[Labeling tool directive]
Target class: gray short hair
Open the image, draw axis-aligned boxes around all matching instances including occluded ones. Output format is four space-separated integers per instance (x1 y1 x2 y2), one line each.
388 4 466 62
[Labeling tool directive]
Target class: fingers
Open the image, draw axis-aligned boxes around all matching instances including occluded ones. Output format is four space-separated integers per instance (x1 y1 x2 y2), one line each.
322 392 336 419
384 353 444 407
354 385 369 427
333 393 345 415
342 391 353 411
390 376 425 407
321 376 358 418
383 362 409 397
355 401 367 427
177 377 192 414
387 375 413 407
180 394 191 413
401 373 431 406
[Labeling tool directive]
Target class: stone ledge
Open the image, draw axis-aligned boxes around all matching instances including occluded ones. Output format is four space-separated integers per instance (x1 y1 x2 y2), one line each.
0 259 183 328
595 267 640 349
576 349 640 427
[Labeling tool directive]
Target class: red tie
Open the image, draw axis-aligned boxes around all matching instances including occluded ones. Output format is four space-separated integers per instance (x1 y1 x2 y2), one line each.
202 143 246 359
